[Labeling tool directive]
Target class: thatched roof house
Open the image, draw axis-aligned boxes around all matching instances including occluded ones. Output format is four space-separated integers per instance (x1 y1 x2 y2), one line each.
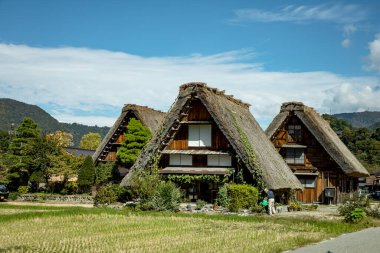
92 104 165 164
121 83 302 192
266 102 368 177
266 102 369 203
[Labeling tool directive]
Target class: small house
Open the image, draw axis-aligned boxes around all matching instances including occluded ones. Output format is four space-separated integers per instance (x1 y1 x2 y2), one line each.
266 102 369 203
121 83 302 202
92 104 165 176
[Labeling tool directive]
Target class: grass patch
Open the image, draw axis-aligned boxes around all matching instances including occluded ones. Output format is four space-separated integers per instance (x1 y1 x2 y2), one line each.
0 203 375 253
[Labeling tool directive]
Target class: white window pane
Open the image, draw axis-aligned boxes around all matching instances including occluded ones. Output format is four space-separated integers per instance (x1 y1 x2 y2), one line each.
169 154 181 165
294 149 304 164
188 125 199 147
219 155 232 166
207 155 219 166
305 179 315 188
199 125 212 147
288 125 295 130
295 125 301 129
181 155 192 166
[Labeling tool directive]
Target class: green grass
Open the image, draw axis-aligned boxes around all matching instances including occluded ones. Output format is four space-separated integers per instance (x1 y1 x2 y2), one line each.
0 203 374 253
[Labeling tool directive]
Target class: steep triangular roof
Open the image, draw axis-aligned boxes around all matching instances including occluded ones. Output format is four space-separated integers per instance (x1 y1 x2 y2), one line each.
266 102 369 177
121 83 303 190
92 104 166 163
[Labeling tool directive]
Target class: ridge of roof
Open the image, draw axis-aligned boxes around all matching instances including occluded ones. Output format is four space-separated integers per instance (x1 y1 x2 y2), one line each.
180 82 251 109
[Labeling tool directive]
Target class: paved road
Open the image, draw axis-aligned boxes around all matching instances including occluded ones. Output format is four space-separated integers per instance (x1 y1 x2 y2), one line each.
285 227 380 253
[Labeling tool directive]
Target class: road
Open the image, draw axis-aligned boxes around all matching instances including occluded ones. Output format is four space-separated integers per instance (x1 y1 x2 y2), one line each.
285 227 380 253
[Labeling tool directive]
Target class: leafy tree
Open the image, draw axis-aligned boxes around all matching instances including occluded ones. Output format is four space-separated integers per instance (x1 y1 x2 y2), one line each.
79 132 101 150
46 131 74 147
77 156 95 193
117 119 151 167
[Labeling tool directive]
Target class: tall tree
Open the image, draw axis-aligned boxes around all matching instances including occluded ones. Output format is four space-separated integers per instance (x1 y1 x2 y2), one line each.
77 156 95 193
5 117 41 190
46 131 74 147
79 132 101 150
117 118 151 167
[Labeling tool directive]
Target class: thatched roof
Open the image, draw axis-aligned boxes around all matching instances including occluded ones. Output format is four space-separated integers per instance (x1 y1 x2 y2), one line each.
121 82 303 190
266 102 369 177
92 104 166 163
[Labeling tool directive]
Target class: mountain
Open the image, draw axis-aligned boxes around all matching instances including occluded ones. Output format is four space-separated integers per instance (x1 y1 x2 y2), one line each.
333 111 380 129
0 98 110 147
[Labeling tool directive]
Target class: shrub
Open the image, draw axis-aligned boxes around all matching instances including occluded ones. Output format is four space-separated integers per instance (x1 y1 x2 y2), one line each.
143 181 182 211
196 200 207 210
366 204 380 219
61 181 78 195
345 208 367 223
128 170 160 201
17 186 29 194
77 156 95 193
338 193 369 217
227 184 258 212
94 184 128 206
9 192 19 200
251 205 266 214
95 162 114 186
217 184 230 208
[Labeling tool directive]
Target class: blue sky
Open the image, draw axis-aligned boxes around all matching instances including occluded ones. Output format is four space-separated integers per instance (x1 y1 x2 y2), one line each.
1 0 380 128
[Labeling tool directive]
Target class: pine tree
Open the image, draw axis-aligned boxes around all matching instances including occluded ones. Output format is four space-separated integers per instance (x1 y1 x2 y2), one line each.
5 117 41 190
117 119 151 167
77 156 95 193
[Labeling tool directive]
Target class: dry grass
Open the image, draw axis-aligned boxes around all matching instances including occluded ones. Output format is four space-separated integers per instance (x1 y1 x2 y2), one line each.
0 203 373 253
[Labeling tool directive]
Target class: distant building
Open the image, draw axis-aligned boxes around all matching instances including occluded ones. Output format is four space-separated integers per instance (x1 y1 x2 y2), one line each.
266 102 369 204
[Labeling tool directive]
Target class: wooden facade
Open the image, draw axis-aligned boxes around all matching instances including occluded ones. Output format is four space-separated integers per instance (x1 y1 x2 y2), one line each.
267 103 365 203
159 100 236 202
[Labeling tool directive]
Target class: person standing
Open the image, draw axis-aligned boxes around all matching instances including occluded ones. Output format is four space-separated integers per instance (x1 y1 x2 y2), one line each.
265 188 276 215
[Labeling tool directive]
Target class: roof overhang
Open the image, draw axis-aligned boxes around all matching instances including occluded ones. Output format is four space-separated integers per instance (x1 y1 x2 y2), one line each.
159 167 232 175
161 150 230 155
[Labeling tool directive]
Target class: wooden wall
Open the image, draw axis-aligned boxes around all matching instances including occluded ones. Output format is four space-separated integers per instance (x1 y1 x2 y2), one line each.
166 101 230 151
272 115 354 203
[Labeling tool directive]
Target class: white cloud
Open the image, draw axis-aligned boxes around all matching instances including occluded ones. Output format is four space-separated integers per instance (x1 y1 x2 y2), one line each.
365 33 380 73
231 4 365 49
341 38 351 48
231 4 366 24
0 44 379 129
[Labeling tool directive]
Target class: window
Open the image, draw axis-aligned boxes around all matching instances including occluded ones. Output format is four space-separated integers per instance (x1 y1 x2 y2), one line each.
288 125 302 142
188 125 212 147
169 154 192 166
286 148 304 164
298 177 316 188
207 154 232 167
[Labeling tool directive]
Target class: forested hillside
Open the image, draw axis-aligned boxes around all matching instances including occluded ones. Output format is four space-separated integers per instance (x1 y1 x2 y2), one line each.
0 98 109 147
323 114 380 173
333 111 380 129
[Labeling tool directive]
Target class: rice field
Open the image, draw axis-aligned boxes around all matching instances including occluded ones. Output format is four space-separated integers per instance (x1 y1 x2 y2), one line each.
0 203 371 253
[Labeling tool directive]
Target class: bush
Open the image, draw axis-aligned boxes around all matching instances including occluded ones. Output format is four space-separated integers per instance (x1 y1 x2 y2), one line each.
9 192 19 200
60 181 78 195
143 181 182 211
94 184 128 206
338 193 370 217
128 170 160 201
366 204 380 219
345 208 367 223
227 184 258 212
95 162 114 186
196 200 207 210
217 184 230 208
251 205 266 214
17 186 29 194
